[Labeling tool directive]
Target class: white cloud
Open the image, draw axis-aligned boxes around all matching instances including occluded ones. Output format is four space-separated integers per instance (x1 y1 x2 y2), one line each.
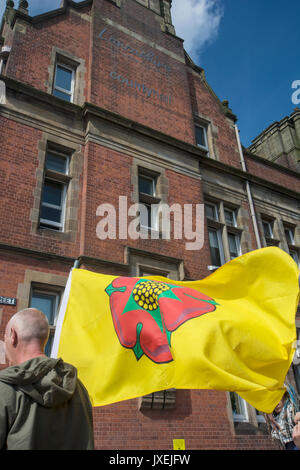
171 0 223 60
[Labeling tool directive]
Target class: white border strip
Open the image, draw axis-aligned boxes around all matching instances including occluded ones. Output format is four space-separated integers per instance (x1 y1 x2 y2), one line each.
51 269 73 358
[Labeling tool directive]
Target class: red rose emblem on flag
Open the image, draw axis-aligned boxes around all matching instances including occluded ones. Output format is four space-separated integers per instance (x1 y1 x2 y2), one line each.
105 277 218 364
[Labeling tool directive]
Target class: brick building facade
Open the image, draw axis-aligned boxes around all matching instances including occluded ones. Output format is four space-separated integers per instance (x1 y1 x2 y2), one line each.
0 0 299 450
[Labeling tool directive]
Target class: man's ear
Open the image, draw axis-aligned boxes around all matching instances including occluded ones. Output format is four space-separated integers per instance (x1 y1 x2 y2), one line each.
10 328 18 348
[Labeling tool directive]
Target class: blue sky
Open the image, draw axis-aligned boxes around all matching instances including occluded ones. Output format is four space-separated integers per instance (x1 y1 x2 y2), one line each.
1 0 299 147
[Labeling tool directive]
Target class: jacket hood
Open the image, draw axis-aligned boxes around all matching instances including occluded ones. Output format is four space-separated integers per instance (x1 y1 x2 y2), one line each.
0 357 77 407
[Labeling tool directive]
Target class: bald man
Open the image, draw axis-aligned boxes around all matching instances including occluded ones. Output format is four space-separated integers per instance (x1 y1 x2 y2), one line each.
0 308 94 450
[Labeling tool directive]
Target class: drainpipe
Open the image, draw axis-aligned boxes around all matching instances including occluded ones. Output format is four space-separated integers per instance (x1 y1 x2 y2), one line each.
235 125 262 249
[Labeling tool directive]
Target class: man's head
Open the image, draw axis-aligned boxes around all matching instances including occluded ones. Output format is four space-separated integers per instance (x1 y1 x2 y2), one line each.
4 308 49 366
274 391 289 414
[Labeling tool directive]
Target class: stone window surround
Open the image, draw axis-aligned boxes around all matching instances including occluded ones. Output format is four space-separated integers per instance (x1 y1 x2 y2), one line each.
205 196 251 268
46 47 86 106
129 250 183 281
194 114 219 161
16 269 68 337
257 212 300 262
130 158 170 239
226 392 268 436
30 132 83 242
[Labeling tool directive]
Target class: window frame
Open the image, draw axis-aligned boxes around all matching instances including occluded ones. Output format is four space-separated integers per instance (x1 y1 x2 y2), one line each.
205 202 219 222
30 288 60 326
230 392 249 423
227 231 241 260
138 169 160 231
53 62 75 103
195 124 209 153
208 227 225 268
262 219 274 239
285 226 295 245
224 207 237 227
39 149 70 232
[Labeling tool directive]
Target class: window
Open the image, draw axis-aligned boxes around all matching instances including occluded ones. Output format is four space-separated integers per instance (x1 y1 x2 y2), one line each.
138 170 160 230
262 219 273 239
205 203 219 221
39 150 70 231
53 63 75 102
255 408 265 424
230 392 248 422
228 232 241 260
139 174 155 196
285 226 295 245
30 288 61 356
224 208 237 227
206 200 243 269
208 228 224 268
195 125 208 152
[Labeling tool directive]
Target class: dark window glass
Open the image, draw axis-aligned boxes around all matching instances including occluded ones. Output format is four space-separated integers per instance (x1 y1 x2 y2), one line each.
53 88 71 102
42 181 63 207
195 126 207 148
139 176 154 196
228 233 240 259
46 152 68 174
208 229 222 266
55 65 72 92
40 206 62 224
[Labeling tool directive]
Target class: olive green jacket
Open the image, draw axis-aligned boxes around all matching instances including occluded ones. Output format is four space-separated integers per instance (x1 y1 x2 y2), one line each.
0 357 94 450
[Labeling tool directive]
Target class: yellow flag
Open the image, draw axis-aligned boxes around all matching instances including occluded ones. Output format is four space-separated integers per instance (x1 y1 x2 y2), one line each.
51 247 299 413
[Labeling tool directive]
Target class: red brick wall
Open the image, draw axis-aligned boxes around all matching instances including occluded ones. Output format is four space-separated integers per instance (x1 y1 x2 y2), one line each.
6 6 91 101
245 153 300 192
0 116 81 258
0 0 295 451
0 250 71 339
93 390 280 450
90 0 195 142
187 70 241 168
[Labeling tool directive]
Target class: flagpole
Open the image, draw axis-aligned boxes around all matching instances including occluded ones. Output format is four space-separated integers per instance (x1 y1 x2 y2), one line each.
50 268 73 358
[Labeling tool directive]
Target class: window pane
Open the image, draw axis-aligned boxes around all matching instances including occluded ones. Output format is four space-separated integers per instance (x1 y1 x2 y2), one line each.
208 229 218 248
228 233 240 259
230 392 247 420
140 203 152 228
55 65 72 92
139 176 154 195
208 230 221 266
46 152 68 174
224 209 236 226
205 204 218 221
285 228 295 245
40 206 62 224
31 292 56 324
195 126 206 147
262 221 273 238
53 88 71 102
42 181 63 207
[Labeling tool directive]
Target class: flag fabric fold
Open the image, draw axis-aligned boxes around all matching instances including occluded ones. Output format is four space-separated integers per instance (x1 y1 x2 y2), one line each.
51 247 299 413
